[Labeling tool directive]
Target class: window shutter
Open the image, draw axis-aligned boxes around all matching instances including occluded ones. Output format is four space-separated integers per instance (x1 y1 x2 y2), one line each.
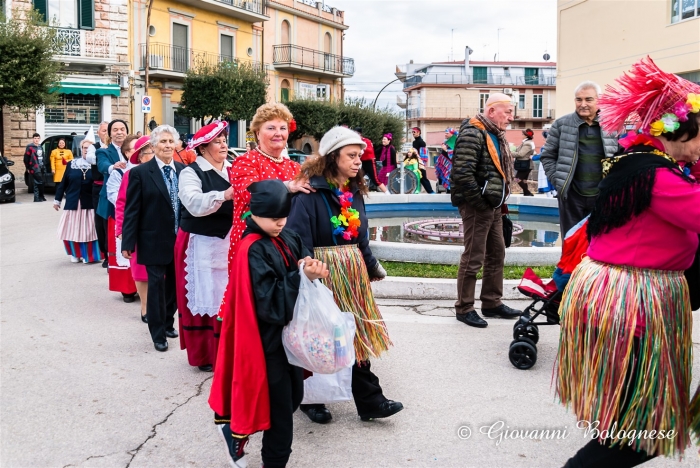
281 88 289 103
79 0 95 30
33 0 48 22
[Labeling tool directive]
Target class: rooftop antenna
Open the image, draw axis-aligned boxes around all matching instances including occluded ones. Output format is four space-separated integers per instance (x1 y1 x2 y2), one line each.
497 27 504 61
451 29 455 61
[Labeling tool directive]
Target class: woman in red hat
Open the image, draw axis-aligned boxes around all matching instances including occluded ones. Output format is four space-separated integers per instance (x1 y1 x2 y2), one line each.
113 135 154 322
174 120 234 372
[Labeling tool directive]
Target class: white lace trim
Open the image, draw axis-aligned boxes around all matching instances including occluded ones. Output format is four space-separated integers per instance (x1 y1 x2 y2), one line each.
183 231 230 317
71 158 92 170
187 121 228 150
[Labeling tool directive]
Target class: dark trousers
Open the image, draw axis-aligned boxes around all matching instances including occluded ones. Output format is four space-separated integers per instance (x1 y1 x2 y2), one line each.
145 262 176 344
456 203 505 314
419 168 434 193
558 188 596 237
32 176 44 201
361 160 380 187
516 169 533 195
262 349 304 468
300 360 387 415
92 185 107 257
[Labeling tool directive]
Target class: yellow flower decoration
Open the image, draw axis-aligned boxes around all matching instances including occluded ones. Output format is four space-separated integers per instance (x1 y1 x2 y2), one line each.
649 120 665 136
687 93 700 113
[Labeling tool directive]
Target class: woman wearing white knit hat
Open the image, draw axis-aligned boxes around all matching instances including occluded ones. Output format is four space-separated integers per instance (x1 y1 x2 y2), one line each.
286 126 403 424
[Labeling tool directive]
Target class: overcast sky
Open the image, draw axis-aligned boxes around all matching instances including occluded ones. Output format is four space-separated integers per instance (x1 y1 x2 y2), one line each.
331 0 558 111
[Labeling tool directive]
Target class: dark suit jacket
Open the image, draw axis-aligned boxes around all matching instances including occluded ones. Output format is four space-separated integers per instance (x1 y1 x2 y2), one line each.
96 144 123 218
121 157 185 266
54 163 94 210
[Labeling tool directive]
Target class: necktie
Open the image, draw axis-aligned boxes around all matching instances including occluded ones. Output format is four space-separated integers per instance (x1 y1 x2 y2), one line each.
162 165 179 233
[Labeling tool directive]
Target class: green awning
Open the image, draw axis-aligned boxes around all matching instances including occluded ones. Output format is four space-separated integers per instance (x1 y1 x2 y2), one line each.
50 82 121 97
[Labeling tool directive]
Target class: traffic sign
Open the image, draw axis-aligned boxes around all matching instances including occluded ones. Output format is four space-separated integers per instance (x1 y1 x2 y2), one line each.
141 95 152 113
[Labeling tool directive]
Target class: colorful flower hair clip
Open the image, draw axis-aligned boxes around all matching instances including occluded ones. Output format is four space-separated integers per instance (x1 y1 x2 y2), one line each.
687 93 700 113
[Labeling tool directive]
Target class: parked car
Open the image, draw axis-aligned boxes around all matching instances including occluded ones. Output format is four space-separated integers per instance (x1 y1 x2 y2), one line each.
24 134 76 193
287 148 309 164
227 147 247 163
0 155 16 203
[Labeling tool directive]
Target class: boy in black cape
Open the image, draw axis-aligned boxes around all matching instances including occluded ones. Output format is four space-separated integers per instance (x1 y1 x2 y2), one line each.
209 179 329 468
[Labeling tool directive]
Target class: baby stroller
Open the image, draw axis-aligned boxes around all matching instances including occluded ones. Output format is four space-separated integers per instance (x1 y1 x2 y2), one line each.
508 217 590 370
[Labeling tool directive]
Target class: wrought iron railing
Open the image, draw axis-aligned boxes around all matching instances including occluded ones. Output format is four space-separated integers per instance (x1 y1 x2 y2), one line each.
51 27 116 60
139 43 266 74
272 44 354 76
406 107 556 120
403 73 556 88
212 0 267 15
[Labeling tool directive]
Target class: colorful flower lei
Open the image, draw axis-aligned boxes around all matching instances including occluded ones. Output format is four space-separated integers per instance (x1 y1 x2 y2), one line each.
327 179 361 240
647 93 700 136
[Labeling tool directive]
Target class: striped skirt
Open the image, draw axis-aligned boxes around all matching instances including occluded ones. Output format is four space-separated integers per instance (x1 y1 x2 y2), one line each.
56 202 98 243
63 241 103 263
313 245 392 362
555 256 695 457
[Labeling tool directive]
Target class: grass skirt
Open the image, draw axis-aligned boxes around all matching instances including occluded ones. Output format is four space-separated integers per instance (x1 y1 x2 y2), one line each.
555 257 694 457
314 245 392 362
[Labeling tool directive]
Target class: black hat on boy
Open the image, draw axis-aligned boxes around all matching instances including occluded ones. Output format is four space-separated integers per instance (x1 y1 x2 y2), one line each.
248 180 293 218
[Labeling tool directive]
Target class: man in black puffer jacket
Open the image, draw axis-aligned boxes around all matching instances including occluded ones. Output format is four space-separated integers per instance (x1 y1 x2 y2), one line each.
450 93 521 328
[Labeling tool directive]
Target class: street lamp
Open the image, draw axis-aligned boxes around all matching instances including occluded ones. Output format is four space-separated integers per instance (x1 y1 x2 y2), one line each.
372 72 425 110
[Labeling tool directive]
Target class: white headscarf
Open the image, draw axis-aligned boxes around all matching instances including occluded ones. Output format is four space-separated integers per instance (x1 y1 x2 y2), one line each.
72 125 94 169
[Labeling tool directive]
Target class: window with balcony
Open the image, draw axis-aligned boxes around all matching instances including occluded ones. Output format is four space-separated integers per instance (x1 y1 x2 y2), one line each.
533 94 543 118
525 68 539 85
473 67 488 85
672 0 699 22
34 0 94 29
220 34 234 62
281 20 290 44
479 93 490 113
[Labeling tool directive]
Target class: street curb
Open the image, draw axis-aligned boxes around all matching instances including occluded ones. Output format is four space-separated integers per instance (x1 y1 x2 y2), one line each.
371 276 528 301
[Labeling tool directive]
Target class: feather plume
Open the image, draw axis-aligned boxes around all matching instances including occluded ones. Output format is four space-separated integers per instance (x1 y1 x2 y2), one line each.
598 56 700 133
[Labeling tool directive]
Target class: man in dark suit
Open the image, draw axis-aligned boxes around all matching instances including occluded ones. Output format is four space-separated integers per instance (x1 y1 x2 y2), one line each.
86 121 110 267
122 125 185 352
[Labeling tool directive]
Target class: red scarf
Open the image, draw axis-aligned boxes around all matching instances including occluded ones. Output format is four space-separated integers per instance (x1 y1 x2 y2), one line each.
209 233 270 434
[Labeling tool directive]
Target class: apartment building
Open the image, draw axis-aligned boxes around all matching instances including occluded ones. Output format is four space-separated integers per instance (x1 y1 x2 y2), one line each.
264 0 352 105
397 47 556 148
3 0 129 158
557 0 700 117
131 0 266 145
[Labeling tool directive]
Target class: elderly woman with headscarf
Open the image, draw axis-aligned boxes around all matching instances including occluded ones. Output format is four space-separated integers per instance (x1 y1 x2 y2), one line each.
376 133 396 187
112 135 154 322
174 121 233 372
53 128 103 264
286 126 402 425
555 57 700 467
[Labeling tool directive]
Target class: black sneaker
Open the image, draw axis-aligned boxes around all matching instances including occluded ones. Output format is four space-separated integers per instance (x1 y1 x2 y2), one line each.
456 311 488 328
217 423 248 467
300 404 332 424
482 304 522 319
359 400 404 421
102 259 108 268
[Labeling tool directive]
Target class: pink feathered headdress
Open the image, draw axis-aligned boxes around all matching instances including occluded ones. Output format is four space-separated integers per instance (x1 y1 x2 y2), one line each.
598 56 700 135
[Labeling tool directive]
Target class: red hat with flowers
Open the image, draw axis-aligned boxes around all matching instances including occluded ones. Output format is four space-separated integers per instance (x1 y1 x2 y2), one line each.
599 56 700 136
187 120 229 151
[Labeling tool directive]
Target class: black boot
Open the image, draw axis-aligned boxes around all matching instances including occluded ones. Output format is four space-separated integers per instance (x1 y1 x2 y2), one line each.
299 404 332 424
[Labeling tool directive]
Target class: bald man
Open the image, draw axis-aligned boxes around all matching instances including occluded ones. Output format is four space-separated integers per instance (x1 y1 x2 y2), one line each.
450 93 521 328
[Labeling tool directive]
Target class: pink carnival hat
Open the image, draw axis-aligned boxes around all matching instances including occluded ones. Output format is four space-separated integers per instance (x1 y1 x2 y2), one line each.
187 120 229 151
130 135 151 164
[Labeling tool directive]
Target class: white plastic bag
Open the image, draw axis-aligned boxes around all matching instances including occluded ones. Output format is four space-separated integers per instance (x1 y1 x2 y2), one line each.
302 366 353 404
282 263 356 374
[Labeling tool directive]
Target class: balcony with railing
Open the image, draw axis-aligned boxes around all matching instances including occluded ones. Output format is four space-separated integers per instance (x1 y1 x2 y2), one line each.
272 44 354 78
403 73 556 89
51 27 118 64
175 0 268 21
139 43 266 79
406 107 556 121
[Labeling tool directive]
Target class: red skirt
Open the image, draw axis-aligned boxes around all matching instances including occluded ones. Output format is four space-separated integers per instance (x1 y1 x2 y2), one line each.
108 217 137 295
175 229 223 368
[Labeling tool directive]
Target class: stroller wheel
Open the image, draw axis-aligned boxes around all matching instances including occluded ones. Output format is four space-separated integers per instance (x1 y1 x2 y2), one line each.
513 323 540 344
511 337 537 348
513 315 530 330
509 341 537 370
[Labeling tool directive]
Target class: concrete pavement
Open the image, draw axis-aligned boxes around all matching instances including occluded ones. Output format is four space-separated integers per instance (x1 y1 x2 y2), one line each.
2 189 699 468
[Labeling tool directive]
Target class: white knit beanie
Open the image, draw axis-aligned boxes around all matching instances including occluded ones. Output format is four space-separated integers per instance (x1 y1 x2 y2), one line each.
318 126 367 157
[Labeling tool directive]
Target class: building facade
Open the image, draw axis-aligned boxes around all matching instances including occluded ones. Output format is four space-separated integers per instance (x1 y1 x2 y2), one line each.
398 47 557 149
556 0 700 117
3 0 129 160
130 0 267 145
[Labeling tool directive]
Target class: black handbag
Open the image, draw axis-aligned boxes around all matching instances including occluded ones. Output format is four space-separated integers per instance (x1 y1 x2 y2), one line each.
685 236 700 311
502 215 513 248
514 159 530 171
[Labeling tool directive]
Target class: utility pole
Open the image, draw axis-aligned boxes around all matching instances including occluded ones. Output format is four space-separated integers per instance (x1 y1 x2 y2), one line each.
143 0 154 134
